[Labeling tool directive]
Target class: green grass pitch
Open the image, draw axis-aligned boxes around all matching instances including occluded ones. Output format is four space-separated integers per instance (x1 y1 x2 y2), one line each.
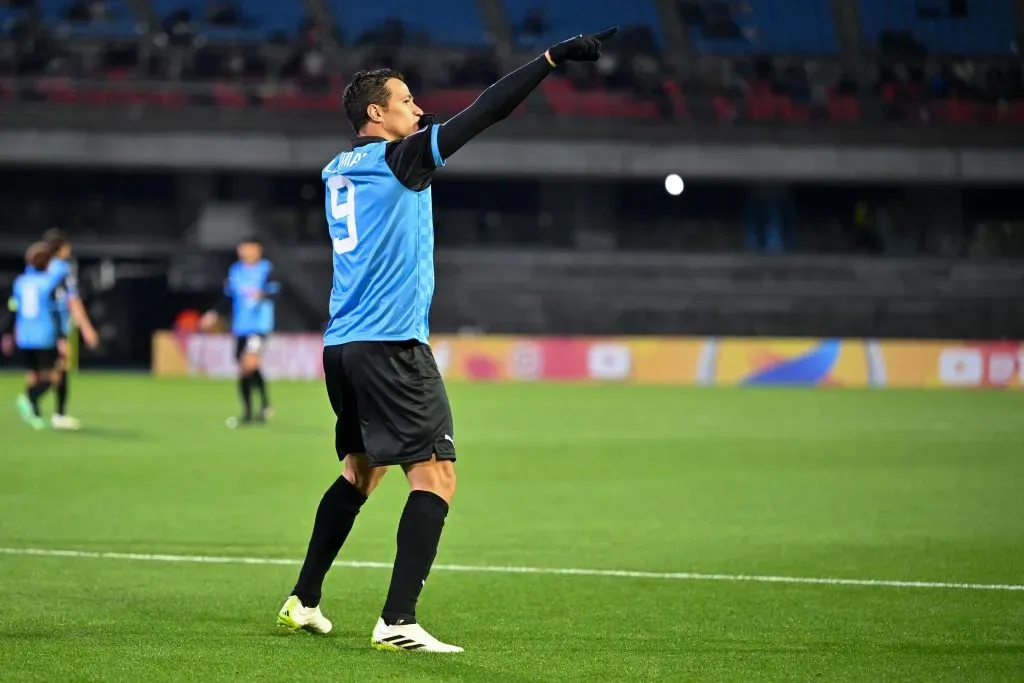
1 374 1022 682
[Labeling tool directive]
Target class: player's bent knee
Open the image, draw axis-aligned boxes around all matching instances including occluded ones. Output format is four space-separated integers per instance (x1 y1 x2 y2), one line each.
343 453 386 496
404 457 456 504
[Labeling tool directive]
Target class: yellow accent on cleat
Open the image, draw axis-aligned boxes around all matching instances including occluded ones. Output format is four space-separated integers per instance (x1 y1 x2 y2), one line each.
276 596 303 632
275 595 333 634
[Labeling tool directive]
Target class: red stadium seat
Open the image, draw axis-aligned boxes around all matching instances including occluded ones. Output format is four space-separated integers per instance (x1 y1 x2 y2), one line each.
746 93 774 120
946 98 978 124
775 96 809 122
662 79 688 119
713 95 735 121
213 83 248 108
263 91 307 109
150 91 190 107
827 94 861 122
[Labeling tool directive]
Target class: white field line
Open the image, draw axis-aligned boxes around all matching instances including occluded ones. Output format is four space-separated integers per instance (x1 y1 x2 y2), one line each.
1 547 1021 593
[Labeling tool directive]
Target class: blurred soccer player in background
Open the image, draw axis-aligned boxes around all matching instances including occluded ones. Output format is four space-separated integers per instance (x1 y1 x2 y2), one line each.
201 237 280 428
276 27 618 653
1 242 67 430
41 229 100 430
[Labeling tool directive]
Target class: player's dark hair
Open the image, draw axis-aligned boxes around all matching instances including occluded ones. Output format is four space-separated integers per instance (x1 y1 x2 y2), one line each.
26 241 53 270
343 68 405 134
42 227 68 252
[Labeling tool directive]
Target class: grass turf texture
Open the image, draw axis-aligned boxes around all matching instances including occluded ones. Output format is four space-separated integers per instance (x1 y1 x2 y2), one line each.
0 374 1022 682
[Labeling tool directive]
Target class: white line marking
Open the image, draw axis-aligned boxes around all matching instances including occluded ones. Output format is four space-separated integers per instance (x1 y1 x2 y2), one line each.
1 547 1021 592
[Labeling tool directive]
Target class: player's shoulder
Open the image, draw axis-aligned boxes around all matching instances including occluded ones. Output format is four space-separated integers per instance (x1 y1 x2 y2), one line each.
322 142 385 177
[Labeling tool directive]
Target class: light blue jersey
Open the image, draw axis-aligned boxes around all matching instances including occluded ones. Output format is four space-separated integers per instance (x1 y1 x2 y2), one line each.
10 266 63 350
226 259 279 336
322 124 446 346
48 257 77 335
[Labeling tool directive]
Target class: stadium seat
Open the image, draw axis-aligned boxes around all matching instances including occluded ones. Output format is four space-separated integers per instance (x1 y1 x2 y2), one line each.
327 0 487 46
662 79 688 118
150 0 305 40
541 78 659 119
860 0 1015 54
827 93 862 122
688 0 839 54
746 92 774 120
774 95 810 122
503 0 664 49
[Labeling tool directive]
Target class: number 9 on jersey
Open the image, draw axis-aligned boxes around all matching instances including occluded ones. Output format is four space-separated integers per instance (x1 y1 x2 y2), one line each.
328 175 359 255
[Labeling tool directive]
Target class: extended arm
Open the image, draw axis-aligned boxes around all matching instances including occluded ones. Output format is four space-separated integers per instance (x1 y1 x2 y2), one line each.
385 27 618 190
437 28 617 159
434 56 554 159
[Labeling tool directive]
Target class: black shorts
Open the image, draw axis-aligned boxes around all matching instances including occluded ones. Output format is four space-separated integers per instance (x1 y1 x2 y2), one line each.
235 334 266 360
323 340 456 468
20 347 59 372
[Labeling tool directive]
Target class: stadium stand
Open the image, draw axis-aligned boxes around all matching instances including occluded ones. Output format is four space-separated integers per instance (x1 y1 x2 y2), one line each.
327 0 488 46
505 0 664 49
33 0 138 37
1 0 1022 126
683 0 839 54
860 0 1015 54
149 0 306 41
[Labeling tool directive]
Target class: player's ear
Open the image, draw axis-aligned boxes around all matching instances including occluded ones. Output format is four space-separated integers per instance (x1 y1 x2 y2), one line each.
367 103 383 124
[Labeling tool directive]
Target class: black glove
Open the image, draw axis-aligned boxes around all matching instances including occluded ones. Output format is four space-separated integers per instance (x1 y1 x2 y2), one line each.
546 26 618 65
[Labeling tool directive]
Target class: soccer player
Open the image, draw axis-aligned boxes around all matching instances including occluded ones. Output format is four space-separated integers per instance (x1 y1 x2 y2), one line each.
200 237 280 428
41 229 100 430
275 28 617 653
1 242 67 430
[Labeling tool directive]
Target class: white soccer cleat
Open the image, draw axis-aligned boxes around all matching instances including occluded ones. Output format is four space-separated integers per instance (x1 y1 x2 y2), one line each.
276 595 333 634
51 414 81 431
371 618 463 653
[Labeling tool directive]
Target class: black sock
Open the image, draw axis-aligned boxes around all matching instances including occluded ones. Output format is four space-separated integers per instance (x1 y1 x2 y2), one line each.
56 372 68 416
292 476 368 607
238 374 253 420
381 490 450 625
251 369 269 410
28 381 52 417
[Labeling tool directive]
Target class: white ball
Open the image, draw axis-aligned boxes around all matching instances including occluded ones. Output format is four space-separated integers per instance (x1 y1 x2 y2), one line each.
664 174 685 196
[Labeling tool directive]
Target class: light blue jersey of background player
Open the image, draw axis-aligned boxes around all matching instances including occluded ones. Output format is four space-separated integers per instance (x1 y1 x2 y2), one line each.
202 238 280 427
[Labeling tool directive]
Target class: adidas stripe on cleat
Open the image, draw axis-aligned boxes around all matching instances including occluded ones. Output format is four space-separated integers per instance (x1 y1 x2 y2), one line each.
371 618 463 653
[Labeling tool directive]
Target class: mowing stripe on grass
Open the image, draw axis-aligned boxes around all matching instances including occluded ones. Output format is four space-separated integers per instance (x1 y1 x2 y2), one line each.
2 547 1022 592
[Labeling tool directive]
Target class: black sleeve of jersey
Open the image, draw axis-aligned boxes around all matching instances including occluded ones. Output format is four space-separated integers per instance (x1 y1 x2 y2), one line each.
384 129 437 192
435 56 553 161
